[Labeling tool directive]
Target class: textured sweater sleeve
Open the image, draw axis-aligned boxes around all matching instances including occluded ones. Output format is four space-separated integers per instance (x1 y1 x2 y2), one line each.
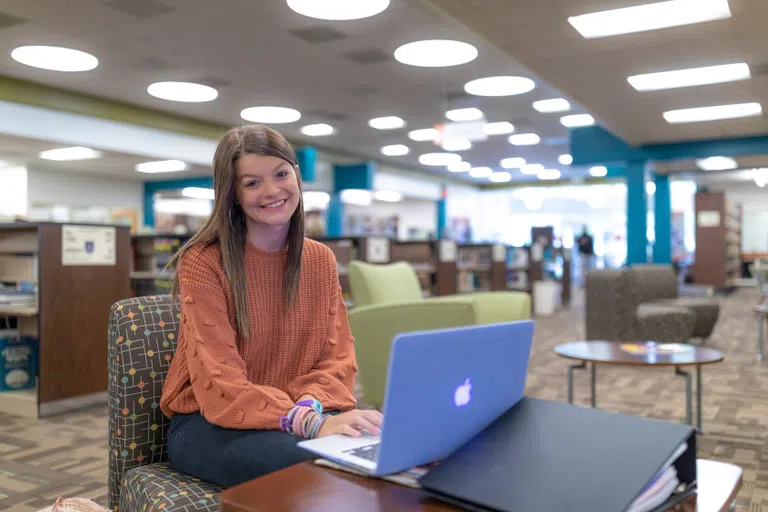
179 250 295 430
284 261 358 411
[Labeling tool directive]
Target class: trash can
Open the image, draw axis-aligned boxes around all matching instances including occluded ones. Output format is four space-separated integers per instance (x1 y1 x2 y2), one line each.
0 318 38 392
533 280 561 316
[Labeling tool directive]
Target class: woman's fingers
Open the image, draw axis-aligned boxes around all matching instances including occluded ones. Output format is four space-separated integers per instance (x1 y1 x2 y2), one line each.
352 416 381 435
340 424 361 438
361 410 384 427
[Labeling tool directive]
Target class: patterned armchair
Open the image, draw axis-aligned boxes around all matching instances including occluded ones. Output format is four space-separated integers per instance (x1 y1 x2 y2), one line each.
108 295 221 512
628 265 720 343
586 268 696 343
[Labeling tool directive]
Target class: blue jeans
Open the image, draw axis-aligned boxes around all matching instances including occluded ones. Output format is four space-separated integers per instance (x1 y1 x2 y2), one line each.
167 413 317 488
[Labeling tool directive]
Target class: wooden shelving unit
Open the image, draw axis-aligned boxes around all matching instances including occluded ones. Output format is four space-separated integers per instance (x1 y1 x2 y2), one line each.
130 233 192 296
693 192 742 288
0 222 130 418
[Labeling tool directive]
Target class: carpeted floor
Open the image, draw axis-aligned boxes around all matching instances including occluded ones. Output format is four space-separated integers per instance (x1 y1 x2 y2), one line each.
0 288 765 511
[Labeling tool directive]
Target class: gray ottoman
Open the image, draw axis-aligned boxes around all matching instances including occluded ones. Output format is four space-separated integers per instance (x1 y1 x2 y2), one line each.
654 297 720 341
636 304 696 344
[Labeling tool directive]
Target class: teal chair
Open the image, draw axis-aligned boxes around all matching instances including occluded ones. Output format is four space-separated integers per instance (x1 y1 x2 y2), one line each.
347 261 531 408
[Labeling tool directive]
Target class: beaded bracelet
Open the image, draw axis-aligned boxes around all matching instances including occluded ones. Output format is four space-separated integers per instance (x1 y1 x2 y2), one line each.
279 405 330 439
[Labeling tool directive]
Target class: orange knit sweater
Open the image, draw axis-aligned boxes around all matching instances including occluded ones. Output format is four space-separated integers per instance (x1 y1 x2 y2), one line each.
159 238 357 430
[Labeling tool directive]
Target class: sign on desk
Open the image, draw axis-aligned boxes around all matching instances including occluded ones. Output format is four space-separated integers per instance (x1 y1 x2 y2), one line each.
62 225 116 266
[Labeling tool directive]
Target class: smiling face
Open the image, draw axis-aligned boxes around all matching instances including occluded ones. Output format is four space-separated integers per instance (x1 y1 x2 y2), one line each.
234 153 301 231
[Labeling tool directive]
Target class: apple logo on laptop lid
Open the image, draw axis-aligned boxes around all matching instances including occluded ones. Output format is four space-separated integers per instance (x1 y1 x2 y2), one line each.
454 378 472 407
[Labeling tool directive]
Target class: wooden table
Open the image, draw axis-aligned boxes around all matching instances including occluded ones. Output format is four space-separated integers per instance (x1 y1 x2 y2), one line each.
554 341 724 432
220 459 741 512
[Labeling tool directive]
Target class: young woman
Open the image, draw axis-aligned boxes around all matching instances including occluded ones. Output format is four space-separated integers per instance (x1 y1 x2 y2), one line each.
159 124 383 488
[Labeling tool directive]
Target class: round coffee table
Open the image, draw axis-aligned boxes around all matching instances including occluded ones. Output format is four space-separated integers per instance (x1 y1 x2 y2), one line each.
554 341 724 432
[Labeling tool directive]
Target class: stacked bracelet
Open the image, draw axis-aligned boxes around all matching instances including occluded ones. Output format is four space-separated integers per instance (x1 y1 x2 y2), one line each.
279 405 329 439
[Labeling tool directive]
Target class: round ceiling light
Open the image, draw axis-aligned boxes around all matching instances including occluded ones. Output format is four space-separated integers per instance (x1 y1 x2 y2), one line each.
241 106 301 124
381 144 409 156
286 0 390 20
301 123 335 136
147 82 218 103
11 45 98 72
368 116 406 130
464 76 535 97
418 153 462 166
394 39 478 68
448 161 471 172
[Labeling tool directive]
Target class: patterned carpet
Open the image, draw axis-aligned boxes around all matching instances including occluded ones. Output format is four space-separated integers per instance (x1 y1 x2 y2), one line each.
0 288 765 511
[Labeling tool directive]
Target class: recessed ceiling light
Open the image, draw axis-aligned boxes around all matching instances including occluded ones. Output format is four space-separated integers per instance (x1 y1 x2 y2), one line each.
419 153 462 166
696 156 737 171
464 76 535 97
408 128 438 141
589 166 608 177
501 157 526 169
663 102 762 123
442 138 472 151
394 39 478 67
241 106 301 124
559 154 573 165
147 81 218 103
182 187 215 200
533 98 571 113
445 108 483 122
489 172 512 183
340 189 373 206
11 45 98 72
752 168 768 187
567 0 732 39
538 169 561 180
301 123 335 136
483 122 515 135
39 146 101 161
508 133 540 146
469 167 493 178
381 144 409 156
627 63 750 91
561 114 595 127
521 164 544 175
286 0 390 20
135 160 187 173
304 191 331 209
368 116 406 130
374 190 402 202
448 161 471 172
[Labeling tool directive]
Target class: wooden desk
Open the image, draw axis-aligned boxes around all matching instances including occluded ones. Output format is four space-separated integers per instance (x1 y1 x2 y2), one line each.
220 459 742 512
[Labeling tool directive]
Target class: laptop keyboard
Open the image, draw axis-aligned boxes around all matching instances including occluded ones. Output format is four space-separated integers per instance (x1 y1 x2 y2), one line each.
344 443 380 462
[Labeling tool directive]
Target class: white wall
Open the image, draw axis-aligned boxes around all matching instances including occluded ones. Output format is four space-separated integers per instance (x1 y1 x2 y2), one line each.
26 166 143 222
716 183 768 253
0 166 28 218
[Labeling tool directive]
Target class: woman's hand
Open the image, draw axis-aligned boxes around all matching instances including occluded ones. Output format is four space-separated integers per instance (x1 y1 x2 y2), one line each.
317 409 383 438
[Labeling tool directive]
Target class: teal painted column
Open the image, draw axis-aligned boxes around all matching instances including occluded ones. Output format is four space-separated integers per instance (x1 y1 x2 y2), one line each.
296 147 317 183
329 162 375 237
327 193 343 237
653 174 671 264
436 186 447 239
625 160 648 265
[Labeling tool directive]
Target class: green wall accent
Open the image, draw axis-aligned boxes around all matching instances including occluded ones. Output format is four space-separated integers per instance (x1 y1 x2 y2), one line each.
0 75 228 140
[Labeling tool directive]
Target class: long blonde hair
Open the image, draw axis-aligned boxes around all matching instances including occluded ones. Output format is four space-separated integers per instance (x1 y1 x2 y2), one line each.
168 124 305 338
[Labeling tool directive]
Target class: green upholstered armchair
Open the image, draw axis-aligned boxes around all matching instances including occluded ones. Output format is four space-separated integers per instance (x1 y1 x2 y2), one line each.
346 261 531 408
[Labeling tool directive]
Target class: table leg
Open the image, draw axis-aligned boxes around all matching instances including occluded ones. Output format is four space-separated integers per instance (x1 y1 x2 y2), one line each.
675 367 692 427
591 363 597 408
696 365 703 433
567 361 586 404
759 313 765 361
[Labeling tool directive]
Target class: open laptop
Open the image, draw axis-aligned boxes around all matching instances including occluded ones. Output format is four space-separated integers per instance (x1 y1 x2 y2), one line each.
297 320 534 477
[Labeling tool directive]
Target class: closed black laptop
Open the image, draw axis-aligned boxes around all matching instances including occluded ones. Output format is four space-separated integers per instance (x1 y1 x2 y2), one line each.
419 397 696 512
